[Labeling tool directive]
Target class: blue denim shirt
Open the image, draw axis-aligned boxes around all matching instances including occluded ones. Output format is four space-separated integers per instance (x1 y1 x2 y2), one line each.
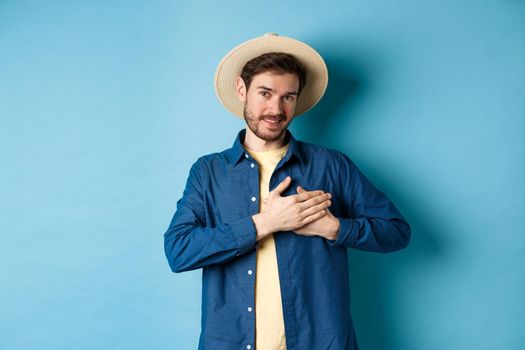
164 129 411 350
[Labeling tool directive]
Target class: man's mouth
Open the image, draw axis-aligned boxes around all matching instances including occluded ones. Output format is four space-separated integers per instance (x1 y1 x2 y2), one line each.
261 115 285 126
262 117 284 129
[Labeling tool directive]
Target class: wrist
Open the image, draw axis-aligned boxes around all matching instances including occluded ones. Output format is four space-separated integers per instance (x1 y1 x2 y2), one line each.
252 212 274 241
326 217 340 241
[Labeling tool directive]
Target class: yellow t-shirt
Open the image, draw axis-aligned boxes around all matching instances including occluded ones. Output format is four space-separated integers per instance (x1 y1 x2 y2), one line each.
245 143 289 350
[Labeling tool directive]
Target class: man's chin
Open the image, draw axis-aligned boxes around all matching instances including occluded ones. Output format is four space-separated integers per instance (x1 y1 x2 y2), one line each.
256 130 286 142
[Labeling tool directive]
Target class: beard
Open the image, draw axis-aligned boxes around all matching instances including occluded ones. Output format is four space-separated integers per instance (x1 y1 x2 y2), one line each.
243 103 291 142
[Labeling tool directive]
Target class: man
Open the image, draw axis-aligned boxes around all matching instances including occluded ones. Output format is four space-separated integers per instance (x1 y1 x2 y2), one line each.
164 33 411 350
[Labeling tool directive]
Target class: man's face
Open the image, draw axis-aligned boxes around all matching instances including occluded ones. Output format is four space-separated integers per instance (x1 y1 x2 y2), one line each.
236 71 300 142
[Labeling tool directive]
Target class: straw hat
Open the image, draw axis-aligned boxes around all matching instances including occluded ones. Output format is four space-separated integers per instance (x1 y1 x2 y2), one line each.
214 33 329 118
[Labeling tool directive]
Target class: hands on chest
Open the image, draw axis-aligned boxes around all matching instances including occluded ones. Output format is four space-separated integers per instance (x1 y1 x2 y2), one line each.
252 176 340 241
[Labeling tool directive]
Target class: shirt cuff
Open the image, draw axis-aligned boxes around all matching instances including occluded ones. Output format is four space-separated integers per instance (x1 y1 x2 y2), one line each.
326 218 359 248
230 216 257 255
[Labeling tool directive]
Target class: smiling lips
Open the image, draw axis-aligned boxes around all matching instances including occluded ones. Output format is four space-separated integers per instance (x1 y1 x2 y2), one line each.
262 116 284 129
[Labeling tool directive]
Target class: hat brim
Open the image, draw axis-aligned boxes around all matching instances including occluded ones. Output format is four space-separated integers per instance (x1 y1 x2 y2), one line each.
214 34 329 118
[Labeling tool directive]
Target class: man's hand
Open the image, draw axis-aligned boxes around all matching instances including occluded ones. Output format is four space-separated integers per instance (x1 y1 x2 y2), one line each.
252 176 332 241
294 186 340 241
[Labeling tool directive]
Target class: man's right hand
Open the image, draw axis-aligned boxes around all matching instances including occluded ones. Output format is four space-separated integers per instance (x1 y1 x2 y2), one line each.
252 176 332 241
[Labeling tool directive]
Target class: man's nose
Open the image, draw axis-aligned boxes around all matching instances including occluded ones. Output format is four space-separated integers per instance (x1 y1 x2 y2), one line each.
267 97 283 114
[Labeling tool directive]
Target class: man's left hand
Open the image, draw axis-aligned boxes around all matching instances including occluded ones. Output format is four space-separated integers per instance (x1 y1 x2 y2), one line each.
293 186 340 241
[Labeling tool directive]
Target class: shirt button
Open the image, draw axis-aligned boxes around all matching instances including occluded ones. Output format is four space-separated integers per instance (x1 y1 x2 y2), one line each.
244 153 249 158
246 345 252 350
250 163 255 168
251 196 256 202
247 270 253 275
248 306 253 312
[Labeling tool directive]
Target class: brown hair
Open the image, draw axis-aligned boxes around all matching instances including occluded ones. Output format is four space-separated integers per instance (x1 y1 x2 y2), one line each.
240 52 307 96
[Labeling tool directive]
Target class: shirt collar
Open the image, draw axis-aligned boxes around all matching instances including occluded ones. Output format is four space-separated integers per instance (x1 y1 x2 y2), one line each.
229 128 305 167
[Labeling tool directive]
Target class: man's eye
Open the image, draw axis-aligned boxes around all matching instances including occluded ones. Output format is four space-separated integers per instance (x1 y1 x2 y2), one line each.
260 91 269 96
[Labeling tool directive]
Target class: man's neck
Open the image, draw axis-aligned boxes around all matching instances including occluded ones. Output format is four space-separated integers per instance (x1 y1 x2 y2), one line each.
243 128 288 152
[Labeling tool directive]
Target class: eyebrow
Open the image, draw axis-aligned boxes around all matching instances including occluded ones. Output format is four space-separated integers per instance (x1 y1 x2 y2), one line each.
256 85 298 96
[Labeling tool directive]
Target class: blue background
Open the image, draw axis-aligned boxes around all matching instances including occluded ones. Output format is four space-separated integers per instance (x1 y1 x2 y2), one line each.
1 1 524 349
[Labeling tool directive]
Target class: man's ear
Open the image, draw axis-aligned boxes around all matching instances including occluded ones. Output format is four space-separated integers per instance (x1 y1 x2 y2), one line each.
235 76 247 102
